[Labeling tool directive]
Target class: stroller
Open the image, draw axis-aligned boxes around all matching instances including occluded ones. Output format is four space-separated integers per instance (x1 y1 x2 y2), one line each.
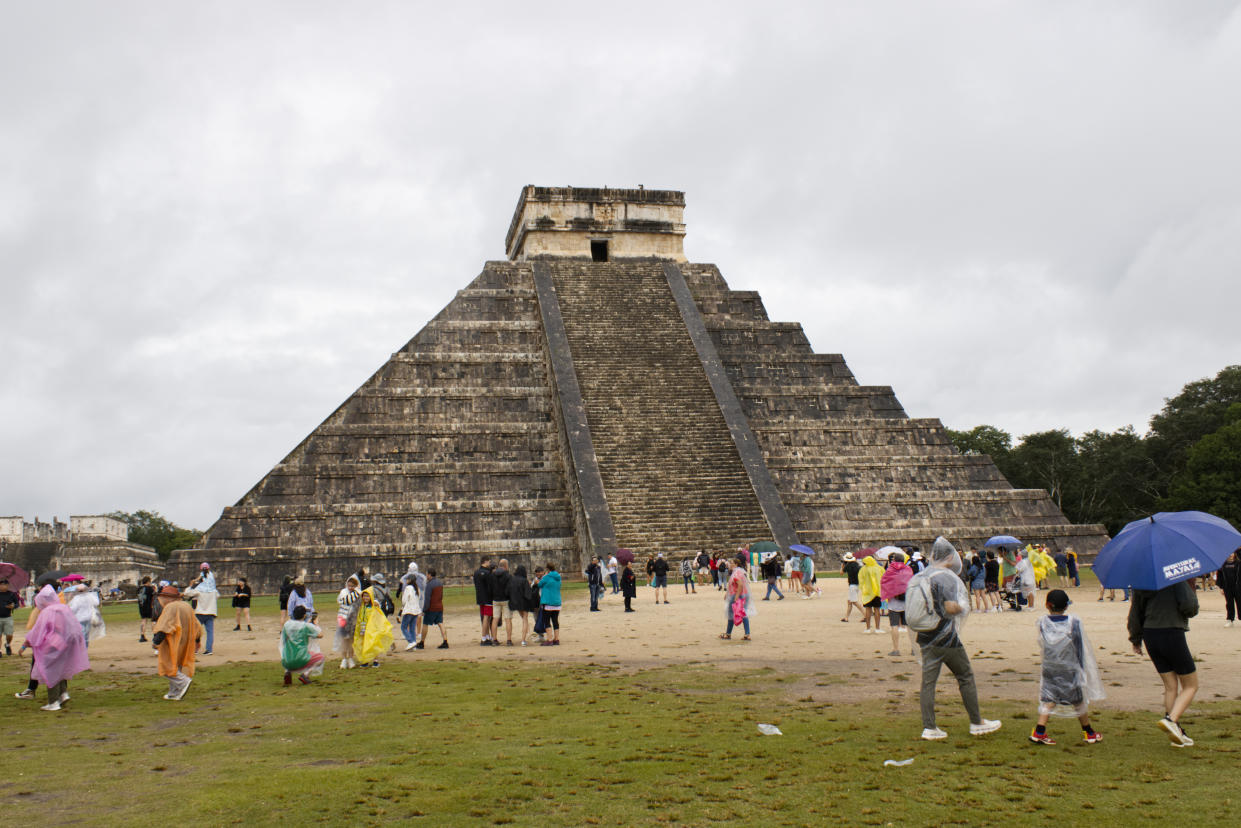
998 575 1024 611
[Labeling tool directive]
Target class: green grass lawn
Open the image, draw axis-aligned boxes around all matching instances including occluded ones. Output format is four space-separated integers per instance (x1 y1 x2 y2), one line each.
2 655 1236 826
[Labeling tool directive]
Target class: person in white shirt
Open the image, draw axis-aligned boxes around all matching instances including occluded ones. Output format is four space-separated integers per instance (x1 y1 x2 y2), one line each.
606 555 619 594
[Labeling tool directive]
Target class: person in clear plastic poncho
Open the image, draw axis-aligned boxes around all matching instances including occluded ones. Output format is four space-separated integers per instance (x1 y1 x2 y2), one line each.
1029 589 1105 745
911 537 1001 741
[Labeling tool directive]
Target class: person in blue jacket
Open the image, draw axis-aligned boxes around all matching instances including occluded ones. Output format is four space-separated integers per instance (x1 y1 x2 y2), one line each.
539 565 563 646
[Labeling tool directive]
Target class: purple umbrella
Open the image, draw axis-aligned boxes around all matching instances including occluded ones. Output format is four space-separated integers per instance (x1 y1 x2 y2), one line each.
0 561 30 592
614 548 635 565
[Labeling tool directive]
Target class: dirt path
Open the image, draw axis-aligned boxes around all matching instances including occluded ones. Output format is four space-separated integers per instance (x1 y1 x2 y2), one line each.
83 579 1240 710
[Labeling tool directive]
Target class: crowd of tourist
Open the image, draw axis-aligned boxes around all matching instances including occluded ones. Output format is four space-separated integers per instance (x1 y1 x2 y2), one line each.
7 541 1238 753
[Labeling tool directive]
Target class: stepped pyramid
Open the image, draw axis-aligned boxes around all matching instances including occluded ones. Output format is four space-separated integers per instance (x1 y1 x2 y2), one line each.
169 186 1108 590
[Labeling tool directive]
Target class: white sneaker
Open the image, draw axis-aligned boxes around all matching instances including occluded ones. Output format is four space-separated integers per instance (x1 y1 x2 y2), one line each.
404 642 417 651
921 727 948 740
41 701 62 711
163 693 176 700
59 692 70 704
970 719 1002 736
15 690 35 700
1226 621 1234 627
172 677 193 701
1158 716 1193 746
340 659 348 669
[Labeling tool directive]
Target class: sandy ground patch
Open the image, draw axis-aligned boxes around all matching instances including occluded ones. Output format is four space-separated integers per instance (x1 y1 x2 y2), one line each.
79 578 1240 711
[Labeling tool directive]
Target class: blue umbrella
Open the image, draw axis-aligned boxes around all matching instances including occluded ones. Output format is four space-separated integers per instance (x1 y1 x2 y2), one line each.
1093 511 1241 590
984 535 1022 548
789 544 815 556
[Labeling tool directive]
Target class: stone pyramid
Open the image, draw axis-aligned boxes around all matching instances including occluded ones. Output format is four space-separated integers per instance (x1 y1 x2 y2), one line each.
170 186 1108 589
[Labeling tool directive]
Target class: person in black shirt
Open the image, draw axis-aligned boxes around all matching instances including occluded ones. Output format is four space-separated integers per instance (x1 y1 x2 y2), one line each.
0 578 21 656
278 575 294 625
474 556 495 645
621 563 637 612
840 553 863 622
136 576 157 643
232 578 252 631
652 553 671 604
983 552 1001 612
491 559 513 644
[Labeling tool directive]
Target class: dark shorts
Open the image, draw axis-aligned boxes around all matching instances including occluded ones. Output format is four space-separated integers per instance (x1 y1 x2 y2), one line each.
889 610 906 626
985 582 999 594
1055 565 1068 576
139 606 154 620
864 597 882 608
1142 628 1196 675
653 574 668 588
423 610 444 626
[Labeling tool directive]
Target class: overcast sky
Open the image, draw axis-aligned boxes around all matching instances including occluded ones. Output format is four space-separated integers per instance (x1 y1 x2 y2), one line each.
3 1 1239 530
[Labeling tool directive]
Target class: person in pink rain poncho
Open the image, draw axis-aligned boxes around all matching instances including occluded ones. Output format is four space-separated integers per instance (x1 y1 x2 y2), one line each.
880 551 916 658
16 585 89 711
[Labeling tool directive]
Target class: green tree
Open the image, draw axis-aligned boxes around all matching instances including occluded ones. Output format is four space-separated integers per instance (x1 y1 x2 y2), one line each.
1005 429 1080 512
946 424 1012 460
1071 427 1161 534
1147 365 1241 488
1163 404 1241 529
107 510 203 561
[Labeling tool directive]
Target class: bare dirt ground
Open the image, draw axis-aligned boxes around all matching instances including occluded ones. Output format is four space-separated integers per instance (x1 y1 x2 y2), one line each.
83 578 1240 711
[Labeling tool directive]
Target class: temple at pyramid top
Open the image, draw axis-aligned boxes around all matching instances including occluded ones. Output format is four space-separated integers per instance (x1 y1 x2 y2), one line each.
505 185 687 262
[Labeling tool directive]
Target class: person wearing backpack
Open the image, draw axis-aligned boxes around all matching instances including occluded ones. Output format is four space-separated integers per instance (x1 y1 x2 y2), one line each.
908 537 1002 741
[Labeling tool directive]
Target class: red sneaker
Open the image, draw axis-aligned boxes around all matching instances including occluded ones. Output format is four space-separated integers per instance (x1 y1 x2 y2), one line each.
1083 730 1102 743
1028 730 1056 745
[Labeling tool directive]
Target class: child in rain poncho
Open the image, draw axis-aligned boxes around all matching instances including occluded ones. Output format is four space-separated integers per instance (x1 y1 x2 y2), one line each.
353 587 393 666
17 585 90 711
281 605 325 686
1029 590 1105 745
335 576 362 669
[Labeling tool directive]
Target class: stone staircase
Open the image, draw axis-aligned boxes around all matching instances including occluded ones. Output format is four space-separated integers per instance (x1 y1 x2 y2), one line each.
185 263 579 590
682 263 1110 557
546 261 773 554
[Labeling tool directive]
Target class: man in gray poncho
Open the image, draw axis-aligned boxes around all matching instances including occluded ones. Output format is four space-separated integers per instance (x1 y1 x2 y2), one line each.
911 536 1002 740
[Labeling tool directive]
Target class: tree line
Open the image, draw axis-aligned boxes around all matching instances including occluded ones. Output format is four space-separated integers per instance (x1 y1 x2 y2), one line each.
106 510 202 561
947 365 1241 535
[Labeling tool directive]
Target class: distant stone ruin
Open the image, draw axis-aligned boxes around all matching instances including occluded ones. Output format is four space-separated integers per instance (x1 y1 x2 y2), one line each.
168 186 1109 591
0 514 162 587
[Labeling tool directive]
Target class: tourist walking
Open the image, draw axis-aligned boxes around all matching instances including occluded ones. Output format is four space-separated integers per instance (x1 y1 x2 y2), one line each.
761 553 784 601
680 556 697 594
187 563 218 655
15 584 88 711
419 569 448 649
0 578 19 657
1028 590 1104 745
232 578 252 631
281 605 325 685
508 564 533 644
539 565 563 645
474 556 495 646
858 555 883 633
278 575 294 625
137 576 156 642
607 553 620 594
910 537 1001 741
399 573 422 651
151 584 202 701
67 584 102 648
720 555 751 640
840 552 863 622
1219 549 1240 626
1066 547 1080 587
621 562 637 612
287 577 314 622
335 576 362 668
353 588 394 667
586 556 605 610
880 551 914 657
799 552 817 597
651 553 670 604
491 560 512 644
1128 578 1200 747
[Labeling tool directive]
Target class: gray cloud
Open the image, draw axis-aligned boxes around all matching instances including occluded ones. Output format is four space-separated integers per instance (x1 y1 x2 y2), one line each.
2 1 1239 528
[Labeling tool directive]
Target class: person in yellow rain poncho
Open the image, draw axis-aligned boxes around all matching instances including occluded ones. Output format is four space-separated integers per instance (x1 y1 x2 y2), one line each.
353 587 393 667
1027 545 1048 589
858 555 884 634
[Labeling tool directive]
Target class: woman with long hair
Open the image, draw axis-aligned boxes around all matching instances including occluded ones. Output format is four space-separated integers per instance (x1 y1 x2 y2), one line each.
232 577 252 631
720 555 752 641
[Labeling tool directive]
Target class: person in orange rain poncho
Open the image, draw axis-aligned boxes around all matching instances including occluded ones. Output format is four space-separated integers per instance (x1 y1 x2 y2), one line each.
152 584 203 700
353 587 393 667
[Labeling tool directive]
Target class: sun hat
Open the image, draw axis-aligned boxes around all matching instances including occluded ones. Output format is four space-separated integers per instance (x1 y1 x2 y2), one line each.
842 552 856 563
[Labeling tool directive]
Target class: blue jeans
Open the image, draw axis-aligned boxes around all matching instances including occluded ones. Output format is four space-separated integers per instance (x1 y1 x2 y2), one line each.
765 579 783 599
589 584 601 610
609 572 619 593
400 614 419 643
726 617 750 636
196 614 215 652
